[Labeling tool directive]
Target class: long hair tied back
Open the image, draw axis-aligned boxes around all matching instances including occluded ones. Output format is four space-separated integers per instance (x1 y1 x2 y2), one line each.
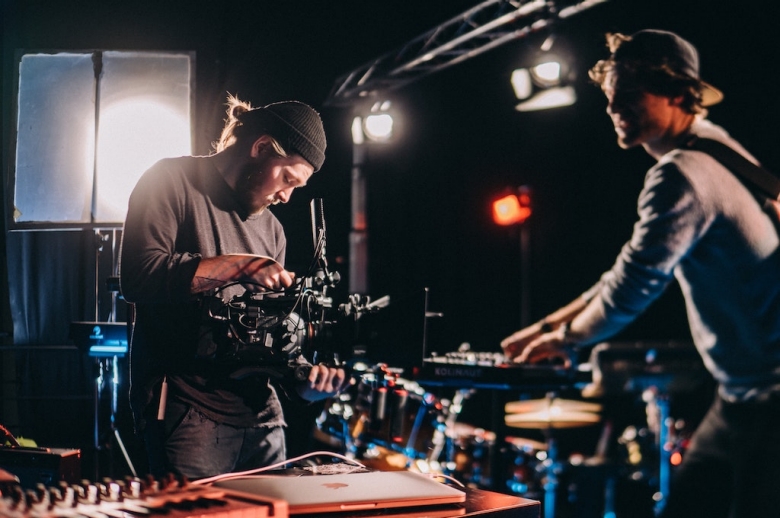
213 94 253 152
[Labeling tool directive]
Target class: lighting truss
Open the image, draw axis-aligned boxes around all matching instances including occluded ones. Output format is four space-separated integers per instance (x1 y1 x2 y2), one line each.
324 0 608 107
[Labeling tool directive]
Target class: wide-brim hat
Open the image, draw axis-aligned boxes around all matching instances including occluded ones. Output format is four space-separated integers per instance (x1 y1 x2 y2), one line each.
612 29 723 106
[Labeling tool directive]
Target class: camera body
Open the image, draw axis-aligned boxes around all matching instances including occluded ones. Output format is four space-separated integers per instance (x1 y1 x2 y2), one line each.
199 199 389 380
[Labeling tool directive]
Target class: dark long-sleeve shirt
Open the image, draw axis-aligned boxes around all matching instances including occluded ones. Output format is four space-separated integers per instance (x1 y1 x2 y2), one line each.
120 155 288 431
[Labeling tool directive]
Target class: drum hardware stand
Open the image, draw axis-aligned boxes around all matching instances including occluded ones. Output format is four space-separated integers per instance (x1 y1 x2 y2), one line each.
540 434 561 518
403 393 426 459
643 387 671 516
512 391 563 518
536 390 569 518
92 229 137 480
430 388 471 465
339 401 358 459
594 419 619 518
602 475 617 518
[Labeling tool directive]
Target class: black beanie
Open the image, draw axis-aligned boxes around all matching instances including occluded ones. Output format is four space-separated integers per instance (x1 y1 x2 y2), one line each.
245 101 327 171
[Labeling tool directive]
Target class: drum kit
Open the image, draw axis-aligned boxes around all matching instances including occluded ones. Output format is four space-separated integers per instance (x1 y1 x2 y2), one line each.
314 366 602 508
313 341 704 518
313 363 499 487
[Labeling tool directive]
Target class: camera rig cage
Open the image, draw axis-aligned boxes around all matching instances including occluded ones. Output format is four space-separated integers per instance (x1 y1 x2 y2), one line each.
200 199 389 381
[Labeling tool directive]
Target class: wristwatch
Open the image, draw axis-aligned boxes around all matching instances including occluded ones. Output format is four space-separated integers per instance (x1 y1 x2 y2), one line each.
558 321 581 367
538 319 554 334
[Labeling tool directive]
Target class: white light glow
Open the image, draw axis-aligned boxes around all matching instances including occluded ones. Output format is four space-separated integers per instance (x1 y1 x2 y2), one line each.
351 116 365 145
515 86 577 112
530 61 561 86
511 68 533 100
96 98 191 221
363 113 394 142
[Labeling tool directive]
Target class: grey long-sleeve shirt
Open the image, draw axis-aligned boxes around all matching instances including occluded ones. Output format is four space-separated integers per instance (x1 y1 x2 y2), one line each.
583 119 780 402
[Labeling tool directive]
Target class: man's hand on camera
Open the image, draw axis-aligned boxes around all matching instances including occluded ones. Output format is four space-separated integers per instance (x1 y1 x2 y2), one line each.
192 254 295 293
296 364 351 402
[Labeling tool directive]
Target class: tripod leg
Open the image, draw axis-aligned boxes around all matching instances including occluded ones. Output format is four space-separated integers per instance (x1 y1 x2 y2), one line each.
113 428 137 477
108 355 137 477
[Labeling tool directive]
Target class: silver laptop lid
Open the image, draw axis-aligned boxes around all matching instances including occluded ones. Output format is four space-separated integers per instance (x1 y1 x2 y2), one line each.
213 470 466 514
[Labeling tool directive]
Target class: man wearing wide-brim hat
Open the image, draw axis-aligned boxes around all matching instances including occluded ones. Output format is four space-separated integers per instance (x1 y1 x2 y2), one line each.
501 29 780 518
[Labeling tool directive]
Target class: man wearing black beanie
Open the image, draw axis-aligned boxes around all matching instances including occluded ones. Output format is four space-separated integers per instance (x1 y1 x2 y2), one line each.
119 94 350 479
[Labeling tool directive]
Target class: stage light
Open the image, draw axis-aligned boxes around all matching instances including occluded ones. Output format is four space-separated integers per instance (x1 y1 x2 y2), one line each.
352 100 397 144
492 190 532 226
510 34 576 112
511 68 533 100
515 86 576 112
529 61 561 87
364 113 393 141
349 99 397 293
351 116 366 145
492 186 533 326
362 100 395 142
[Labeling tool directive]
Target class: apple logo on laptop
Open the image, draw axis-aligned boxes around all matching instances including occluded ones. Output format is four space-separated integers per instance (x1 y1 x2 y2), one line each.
322 482 349 490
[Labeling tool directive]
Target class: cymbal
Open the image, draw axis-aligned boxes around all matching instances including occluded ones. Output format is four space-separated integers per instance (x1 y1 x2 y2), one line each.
505 398 602 415
505 436 547 452
448 422 496 442
505 409 601 429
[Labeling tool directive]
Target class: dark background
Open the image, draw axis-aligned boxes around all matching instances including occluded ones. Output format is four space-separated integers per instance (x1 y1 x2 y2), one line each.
1 0 777 488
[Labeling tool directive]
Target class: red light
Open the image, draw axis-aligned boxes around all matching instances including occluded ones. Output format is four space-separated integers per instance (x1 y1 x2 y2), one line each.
670 451 683 466
492 194 531 226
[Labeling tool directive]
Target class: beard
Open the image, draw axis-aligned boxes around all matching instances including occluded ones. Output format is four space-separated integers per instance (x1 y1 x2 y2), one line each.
234 162 275 215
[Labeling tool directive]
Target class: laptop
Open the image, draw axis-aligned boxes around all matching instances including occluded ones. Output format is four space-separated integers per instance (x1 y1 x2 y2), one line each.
213 470 466 514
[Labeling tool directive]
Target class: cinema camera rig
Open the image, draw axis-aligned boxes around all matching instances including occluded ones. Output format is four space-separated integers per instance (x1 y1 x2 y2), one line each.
200 199 389 381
